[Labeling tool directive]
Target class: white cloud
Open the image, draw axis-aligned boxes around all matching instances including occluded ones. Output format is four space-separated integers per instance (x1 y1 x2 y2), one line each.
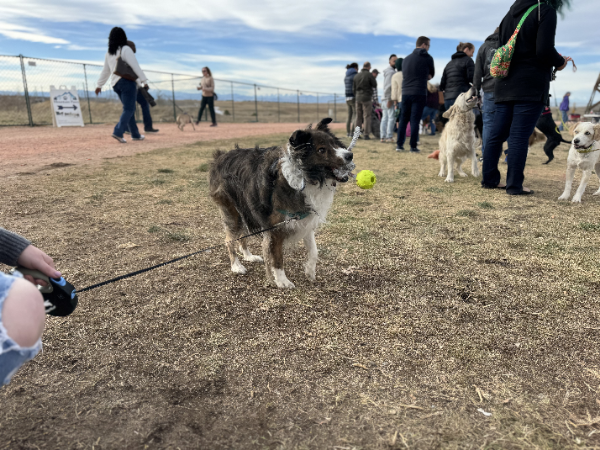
0 21 69 44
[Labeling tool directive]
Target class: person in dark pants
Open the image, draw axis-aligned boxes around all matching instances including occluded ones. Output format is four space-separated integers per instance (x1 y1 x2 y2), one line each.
440 42 475 110
125 41 158 134
396 36 435 153
196 67 217 127
481 0 569 195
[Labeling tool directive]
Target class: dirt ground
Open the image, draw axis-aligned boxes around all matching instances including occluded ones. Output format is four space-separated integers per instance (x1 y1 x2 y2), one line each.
2 126 600 449
0 122 344 178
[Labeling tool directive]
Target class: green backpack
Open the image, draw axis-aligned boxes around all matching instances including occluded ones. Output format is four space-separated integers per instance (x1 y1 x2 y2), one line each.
490 3 539 79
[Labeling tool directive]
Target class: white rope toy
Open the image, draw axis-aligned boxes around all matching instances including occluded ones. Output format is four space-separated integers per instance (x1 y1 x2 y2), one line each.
347 126 361 152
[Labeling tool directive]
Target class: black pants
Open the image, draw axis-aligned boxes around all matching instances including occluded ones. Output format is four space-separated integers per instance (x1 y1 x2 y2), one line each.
197 96 216 124
397 94 426 149
536 112 568 162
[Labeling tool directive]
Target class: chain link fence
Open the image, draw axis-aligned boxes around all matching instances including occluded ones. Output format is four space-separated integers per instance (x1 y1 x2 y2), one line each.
0 54 346 127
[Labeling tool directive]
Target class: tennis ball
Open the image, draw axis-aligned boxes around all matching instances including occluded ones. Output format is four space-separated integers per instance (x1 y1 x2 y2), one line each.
356 170 377 189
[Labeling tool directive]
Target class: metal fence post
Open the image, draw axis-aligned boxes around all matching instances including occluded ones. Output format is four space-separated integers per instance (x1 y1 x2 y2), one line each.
277 88 280 123
297 90 300 123
171 74 177 122
19 55 33 127
254 84 258 122
231 82 235 123
334 93 337 122
83 64 93 124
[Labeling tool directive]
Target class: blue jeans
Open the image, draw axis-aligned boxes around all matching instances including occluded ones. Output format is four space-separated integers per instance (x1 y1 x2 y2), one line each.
482 91 497 157
444 98 456 110
559 110 568 131
397 95 426 149
0 272 42 386
482 101 544 194
113 78 141 138
380 103 395 139
421 106 438 135
136 88 154 131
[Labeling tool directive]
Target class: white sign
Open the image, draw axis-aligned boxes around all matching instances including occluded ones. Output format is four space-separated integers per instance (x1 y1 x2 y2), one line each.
49 85 84 127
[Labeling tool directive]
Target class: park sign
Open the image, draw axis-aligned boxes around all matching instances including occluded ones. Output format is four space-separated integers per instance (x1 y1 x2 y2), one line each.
49 85 84 127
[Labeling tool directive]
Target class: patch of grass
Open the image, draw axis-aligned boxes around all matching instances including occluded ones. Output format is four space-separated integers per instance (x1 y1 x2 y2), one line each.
157 199 174 205
166 231 190 242
149 178 167 186
457 209 477 217
477 201 494 209
157 168 175 174
88 193 103 203
147 225 162 233
196 163 210 172
426 187 444 193
579 222 600 231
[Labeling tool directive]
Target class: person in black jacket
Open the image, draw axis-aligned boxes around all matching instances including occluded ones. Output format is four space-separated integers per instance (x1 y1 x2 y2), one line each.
396 36 435 153
344 63 359 137
440 42 475 110
481 0 569 195
473 30 499 157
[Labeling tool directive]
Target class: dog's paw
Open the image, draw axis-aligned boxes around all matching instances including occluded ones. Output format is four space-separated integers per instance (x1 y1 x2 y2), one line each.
243 254 263 263
275 278 295 289
231 260 247 274
558 193 570 201
444 177 454 183
458 172 468 178
438 172 445 177
571 196 582 203
305 267 316 281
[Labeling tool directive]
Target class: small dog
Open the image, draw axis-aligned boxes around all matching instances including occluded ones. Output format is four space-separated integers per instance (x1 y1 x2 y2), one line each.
209 118 355 288
176 113 195 131
437 87 479 182
558 122 600 203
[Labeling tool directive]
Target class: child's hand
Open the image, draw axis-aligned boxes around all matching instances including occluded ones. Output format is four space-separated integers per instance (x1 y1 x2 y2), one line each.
17 246 61 287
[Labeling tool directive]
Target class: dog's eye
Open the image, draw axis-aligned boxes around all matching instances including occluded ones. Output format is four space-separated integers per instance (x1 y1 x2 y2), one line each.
585 132 591 135
318 147 326 154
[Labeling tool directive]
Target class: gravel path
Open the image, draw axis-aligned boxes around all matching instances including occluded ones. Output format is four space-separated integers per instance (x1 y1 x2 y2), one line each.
1 122 345 178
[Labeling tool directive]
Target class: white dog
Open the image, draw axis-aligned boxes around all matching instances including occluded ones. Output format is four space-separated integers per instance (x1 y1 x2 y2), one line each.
438 87 479 183
558 122 600 203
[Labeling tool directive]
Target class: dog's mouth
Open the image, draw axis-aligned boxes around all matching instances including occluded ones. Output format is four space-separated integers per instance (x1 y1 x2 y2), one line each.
466 95 478 105
331 162 356 183
574 142 590 149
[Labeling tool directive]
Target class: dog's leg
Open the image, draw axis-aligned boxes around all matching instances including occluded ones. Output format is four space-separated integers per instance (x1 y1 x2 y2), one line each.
438 154 447 177
303 230 318 281
445 146 455 183
471 147 480 177
558 165 576 200
593 161 600 196
456 156 468 177
572 170 592 203
262 232 294 288
190 119 196 131
216 202 247 274
239 237 263 263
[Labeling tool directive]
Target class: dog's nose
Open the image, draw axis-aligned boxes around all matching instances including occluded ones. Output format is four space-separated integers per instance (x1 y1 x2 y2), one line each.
344 152 353 162
574 139 580 144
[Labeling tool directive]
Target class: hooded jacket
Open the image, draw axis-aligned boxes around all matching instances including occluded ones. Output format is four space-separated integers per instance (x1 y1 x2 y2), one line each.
401 48 435 96
473 33 499 94
353 68 377 103
439 51 475 101
344 67 358 98
382 65 395 102
494 0 565 103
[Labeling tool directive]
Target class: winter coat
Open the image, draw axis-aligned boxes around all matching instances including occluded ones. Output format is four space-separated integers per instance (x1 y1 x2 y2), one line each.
391 72 403 103
559 95 570 111
473 33 500 93
401 48 435 97
382 66 395 102
353 68 377 103
426 83 439 109
494 0 565 104
439 52 475 101
344 68 358 98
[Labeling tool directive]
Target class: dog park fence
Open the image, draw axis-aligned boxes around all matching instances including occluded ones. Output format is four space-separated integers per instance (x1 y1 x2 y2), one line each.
0 54 346 127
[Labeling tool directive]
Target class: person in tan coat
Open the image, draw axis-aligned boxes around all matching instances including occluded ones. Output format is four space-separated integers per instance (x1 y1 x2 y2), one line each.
196 67 217 126
390 57 403 114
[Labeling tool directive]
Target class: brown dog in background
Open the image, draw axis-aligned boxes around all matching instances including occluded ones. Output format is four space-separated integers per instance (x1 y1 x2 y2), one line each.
176 113 196 131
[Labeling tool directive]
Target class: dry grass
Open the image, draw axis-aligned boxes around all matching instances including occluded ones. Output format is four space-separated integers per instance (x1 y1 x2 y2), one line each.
2 129 600 449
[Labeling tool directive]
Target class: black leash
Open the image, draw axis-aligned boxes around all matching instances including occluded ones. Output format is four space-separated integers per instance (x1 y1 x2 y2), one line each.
78 219 293 293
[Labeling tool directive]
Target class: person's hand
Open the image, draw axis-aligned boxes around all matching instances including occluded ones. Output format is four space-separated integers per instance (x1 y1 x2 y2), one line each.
197 86 202 90
387 100 393 108
557 59 568 71
17 245 61 287
95 87 101 96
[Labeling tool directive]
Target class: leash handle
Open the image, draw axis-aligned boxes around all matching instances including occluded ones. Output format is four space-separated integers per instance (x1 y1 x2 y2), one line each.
12 267 78 316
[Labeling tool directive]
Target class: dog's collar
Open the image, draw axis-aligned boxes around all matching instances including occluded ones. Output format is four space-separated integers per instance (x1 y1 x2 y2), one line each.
576 145 599 154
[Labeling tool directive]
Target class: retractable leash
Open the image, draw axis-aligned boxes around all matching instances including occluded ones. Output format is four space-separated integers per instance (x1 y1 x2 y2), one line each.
12 218 295 317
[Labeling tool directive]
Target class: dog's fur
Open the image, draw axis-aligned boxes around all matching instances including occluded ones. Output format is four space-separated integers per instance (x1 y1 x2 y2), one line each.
558 122 600 203
437 87 479 182
209 118 355 288
176 113 195 131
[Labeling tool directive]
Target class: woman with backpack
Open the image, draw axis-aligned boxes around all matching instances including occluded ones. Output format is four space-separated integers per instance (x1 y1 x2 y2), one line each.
481 0 570 195
96 27 149 143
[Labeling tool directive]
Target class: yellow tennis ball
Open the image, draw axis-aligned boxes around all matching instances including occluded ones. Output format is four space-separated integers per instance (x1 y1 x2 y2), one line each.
356 170 376 189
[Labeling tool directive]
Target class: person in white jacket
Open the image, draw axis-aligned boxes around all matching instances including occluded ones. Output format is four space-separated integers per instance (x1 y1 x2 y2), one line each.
95 27 149 143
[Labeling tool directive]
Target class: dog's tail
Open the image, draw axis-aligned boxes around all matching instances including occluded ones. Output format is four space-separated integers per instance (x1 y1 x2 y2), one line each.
560 137 571 145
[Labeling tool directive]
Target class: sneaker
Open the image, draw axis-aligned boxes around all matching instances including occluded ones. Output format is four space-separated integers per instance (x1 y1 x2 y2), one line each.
410 148 421 153
132 135 145 141
210 123 218 127
112 134 126 143
395 147 404 152
145 128 159 133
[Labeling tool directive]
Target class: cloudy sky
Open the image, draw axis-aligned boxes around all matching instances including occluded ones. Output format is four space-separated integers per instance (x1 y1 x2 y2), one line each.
0 0 598 105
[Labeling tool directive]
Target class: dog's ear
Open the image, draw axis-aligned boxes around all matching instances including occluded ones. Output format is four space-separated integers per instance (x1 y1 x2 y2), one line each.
594 124 600 141
568 122 579 136
316 118 333 132
442 105 455 119
289 129 312 149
